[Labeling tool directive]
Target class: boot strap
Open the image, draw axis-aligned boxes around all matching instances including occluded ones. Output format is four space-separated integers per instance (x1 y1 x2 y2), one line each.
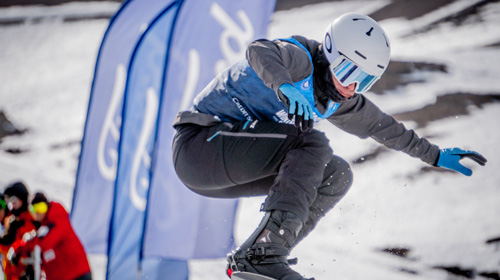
245 243 290 264
265 219 296 247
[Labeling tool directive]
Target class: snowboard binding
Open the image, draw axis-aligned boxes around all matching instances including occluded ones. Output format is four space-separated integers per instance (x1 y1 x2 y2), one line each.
226 211 314 280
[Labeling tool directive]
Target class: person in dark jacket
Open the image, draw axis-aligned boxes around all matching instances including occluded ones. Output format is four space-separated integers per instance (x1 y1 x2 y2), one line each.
15 192 92 280
171 13 487 279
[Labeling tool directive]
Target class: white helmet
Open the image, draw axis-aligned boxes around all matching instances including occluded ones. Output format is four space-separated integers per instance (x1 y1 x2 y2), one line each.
323 13 391 92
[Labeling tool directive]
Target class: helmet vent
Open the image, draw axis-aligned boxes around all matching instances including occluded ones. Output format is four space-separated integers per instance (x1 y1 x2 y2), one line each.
366 27 374 36
355 50 366 59
377 64 385 69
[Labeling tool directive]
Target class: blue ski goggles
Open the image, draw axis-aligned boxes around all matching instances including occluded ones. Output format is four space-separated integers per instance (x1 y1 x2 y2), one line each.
329 54 379 93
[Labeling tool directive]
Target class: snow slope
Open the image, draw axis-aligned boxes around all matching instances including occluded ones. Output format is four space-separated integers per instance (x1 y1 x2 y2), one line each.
1 1 499 279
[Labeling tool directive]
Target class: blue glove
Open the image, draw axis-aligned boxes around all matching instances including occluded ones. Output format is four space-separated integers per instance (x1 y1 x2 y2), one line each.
436 148 487 176
278 83 314 132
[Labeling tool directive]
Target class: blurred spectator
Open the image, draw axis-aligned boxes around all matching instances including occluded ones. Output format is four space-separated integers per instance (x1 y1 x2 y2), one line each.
0 181 37 280
25 192 92 280
0 194 7 234
0 194 8 277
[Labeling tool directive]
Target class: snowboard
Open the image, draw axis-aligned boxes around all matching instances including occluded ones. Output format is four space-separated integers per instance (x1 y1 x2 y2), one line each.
231 271 276 280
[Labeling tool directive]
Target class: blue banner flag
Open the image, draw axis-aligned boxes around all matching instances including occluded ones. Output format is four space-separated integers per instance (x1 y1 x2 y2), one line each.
71 0 178 254
105 2 180 279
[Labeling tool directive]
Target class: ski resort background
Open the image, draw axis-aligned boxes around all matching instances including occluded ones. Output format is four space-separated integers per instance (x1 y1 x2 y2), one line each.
1 0 500 280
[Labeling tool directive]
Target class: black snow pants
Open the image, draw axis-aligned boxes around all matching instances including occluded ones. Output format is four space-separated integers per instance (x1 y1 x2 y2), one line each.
173 120 353 241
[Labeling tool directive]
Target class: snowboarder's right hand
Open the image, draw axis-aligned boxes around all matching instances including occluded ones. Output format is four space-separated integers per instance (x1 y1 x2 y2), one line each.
278 83 314 132
436 148 487 176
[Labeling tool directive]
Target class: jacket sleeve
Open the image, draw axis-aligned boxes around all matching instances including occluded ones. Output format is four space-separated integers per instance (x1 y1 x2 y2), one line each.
246 37 313 93
328 94 440 165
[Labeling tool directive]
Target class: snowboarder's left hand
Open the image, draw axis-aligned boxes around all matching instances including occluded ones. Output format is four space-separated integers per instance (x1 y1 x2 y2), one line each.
278 83 314 132
436 148 487 176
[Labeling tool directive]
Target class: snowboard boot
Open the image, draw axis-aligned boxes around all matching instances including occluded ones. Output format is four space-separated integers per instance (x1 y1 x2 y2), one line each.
227 210 314 280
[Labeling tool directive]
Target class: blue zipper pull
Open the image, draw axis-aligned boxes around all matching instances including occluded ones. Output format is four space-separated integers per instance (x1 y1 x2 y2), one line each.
207 131 221 142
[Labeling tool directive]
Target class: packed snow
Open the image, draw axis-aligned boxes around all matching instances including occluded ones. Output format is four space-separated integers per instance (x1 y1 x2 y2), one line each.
0 1 499 279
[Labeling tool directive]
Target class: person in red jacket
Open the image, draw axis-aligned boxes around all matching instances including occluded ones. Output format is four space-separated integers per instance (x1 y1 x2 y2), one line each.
25 192 92 280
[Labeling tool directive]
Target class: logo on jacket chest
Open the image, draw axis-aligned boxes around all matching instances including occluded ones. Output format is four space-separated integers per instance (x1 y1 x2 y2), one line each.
300 80 311 90
232 97 253 121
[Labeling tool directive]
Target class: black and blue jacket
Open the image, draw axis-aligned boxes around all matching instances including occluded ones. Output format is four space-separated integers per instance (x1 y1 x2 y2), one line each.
192 37 339 124
173 36 440 165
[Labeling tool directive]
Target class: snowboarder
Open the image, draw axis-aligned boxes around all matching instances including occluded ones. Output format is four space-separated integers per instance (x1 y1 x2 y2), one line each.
171 13 487 280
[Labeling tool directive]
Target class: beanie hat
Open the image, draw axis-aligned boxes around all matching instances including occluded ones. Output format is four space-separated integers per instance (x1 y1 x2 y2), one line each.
4 181 29 215
31 192 49 205
4 181 29 202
